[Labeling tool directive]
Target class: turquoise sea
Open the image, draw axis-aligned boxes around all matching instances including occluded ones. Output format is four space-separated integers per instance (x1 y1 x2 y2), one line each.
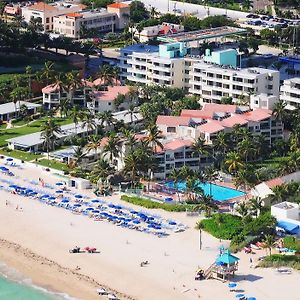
0 263 74 300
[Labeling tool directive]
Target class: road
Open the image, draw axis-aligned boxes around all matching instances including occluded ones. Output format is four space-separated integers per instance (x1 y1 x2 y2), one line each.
128 0 249 20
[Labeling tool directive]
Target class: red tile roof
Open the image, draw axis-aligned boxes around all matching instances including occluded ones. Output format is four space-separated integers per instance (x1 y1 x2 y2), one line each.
93 86 129 102
202 103 237 113
28 2 57 11
181 109 214 119
42 83 60 93
107 3 129 8
198 120 224 134
243 109 272 122
66 12 82 18
156 116 191 127
221 115 248 128
265 177 284 188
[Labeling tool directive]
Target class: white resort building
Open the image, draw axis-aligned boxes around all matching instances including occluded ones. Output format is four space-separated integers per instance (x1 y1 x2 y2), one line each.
280 77 300 110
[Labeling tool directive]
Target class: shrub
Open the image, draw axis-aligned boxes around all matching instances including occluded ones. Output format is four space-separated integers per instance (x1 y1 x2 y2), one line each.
283 236 300 252
258 254 300 270
201 214 242 240
120 195 195 212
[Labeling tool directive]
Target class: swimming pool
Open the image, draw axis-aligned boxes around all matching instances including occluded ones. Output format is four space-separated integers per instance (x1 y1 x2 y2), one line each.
164 181 245 202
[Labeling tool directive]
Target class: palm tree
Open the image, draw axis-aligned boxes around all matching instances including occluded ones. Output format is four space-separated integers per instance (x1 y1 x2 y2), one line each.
97 64 118 86
70 105 81 134
149 6 159 18
41 120 62 159
122 129 136 152
225 152 244 174
89 158 114 184
70 146 86 168
65 71 83 106
263 234 275 256
97 110 115 128
269 185 287 204
123 151 140 187
213 131 230 155
103 134 121 165
58 97 70 118
204 166 218 196
169 168 183 202
25 65 32 97
272 100 287 123
195 221 204 250
249 197 264 217
195 194 217 217
81 111 97 136
125 103 138 125
40 61 55 85
192 137 210 167
238 137 255 162
235 202 249 222
145 124 164 150
86 135 100 156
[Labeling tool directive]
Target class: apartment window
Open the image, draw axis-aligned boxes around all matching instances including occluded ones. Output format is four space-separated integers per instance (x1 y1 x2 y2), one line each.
46 17 49 23
202 90 211 96
268 76 273 81
223 75 230 80
223 84 230 89
268 85 273 90
185 70 189 74
216 74 222 79
207 73 214 78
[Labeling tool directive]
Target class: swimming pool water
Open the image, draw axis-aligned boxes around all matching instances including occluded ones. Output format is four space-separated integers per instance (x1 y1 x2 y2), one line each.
165 181 245 202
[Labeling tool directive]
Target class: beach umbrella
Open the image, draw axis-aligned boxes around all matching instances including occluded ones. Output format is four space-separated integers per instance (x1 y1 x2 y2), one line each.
108 203 115 208
115 205 122 209
56 190 63 193
9 184 18 188
92 210 100 213
41 194 50 198
228 283 237 288
132 219 141 224
48 196 56 200
6 158 13 161
75 194 83 199
235 294 245 299
73 203 82 207
247 298 256 300
85 207 94 211
30 192 38 195
130 210 138 214
56 182 64 186
61 199 69 203
169 221 177 225
91 199 100 203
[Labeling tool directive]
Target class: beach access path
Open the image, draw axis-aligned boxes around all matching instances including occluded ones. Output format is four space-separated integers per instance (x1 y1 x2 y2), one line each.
0 159 299 300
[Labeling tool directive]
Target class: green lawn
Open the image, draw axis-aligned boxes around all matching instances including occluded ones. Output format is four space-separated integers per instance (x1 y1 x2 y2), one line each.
0 117 73 146
0 149 42 161
37 159 69 172
254 156 289 169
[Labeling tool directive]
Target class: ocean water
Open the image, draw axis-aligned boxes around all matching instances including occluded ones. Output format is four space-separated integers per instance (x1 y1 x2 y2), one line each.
165 180 246 201
0 263 75 300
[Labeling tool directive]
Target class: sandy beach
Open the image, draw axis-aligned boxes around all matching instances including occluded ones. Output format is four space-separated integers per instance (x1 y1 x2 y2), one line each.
0 159 299 300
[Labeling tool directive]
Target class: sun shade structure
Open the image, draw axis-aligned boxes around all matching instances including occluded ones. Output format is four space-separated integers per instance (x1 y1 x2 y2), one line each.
277 220 299 233
157 26 247 43
216 250 240 265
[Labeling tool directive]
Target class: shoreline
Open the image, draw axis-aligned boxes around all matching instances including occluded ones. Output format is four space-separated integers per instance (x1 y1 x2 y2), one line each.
0 238 133 300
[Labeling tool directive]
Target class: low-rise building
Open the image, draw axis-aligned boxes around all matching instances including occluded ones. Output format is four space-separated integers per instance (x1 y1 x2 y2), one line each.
280 77 300 110
53 10 117 38
0 101 41 121
106 2 130 30
131 23 184 42
22 2 85 31
158 103 283 145
250 93 279 110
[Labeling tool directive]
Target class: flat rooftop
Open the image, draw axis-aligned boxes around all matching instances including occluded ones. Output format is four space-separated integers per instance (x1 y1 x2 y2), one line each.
157 26 247 43
0 101 41 115
121 44 159 54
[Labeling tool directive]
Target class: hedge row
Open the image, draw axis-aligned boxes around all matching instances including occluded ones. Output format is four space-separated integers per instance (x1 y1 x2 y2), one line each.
120 195 195 212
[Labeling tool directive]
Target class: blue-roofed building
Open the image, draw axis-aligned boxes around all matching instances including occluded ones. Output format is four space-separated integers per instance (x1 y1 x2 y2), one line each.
271 201 300 237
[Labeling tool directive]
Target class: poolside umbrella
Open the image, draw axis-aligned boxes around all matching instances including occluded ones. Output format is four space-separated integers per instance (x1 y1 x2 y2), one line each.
75 194 83 199
235 294 245 299
91 199 100 203
56 190 63 193
130 210 138 214
115 205 122 209
92 210 100 213
108 204 115 208
61 199 69 203
56 182 64 186
6 158 13 161
228 283 237 288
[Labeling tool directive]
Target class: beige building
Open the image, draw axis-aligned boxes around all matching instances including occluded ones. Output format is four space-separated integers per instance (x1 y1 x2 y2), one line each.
53 10 117 38
22 1 85 31
106 3 130 30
